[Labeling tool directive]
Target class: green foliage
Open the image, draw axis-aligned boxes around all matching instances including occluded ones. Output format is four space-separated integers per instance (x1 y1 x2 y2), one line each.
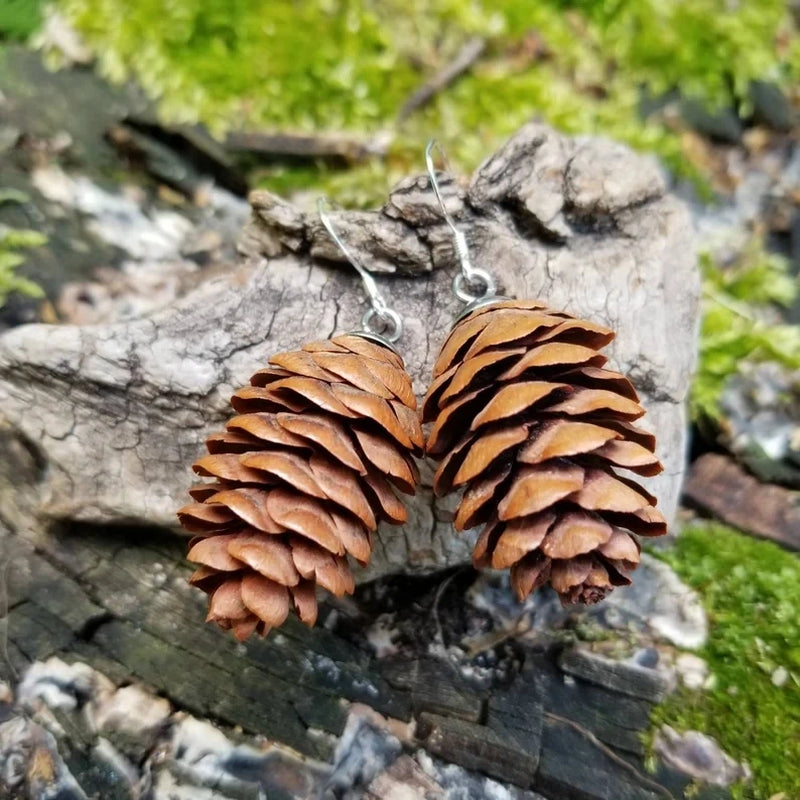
0 0 44 40
691 244 800 423
0 226 46 307
53 0 800 202
652 523 800 799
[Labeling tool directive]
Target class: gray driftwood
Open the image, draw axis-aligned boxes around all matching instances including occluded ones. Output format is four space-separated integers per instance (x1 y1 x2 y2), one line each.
0 122 698 582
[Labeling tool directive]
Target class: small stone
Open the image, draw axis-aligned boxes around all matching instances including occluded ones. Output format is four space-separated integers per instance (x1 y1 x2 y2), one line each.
416 750 547 800
630 647 659 669
18 657 115 714
326 712 402 794
771 666 789 687
363 755 442 800
749 80 795 132
654 725 751 787
181 230 223 264
675 653 709 690
347 703 415 745
717 363 800 490
92 738 140 794
366 614 400 658
165 714 328 797
588 555 708 649
0 716 88 799
679 97 743 143
94 684 172 757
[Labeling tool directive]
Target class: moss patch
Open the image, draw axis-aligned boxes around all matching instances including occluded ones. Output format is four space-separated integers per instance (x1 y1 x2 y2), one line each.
0 0 44 40
690 242 800 425
52 0 800 203
0 220 45 307
652 523 800 799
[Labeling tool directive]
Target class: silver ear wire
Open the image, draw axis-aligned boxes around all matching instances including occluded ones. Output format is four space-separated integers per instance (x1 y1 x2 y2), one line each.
425 140 497 305
317 197 403 343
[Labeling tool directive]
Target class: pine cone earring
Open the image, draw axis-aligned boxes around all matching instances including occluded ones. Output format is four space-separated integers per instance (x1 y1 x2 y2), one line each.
178 199 423 640
421 142 666 606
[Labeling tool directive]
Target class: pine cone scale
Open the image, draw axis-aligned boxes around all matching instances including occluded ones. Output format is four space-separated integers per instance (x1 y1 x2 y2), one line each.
187 534 247 571
489 514 554 568
451 425 529 488
307 352 397 400
540 512 613 559
352 427 418 492
208 580 248 622
227 413 309 451
239 577 288 629
276 413 367 473
462 312 565 362
518 419 619 462
265 490 347 555
452 463 512 530
228 536 299 585
472 382 572 430
497 463 585 520
593 439 660 474
210 489 285 532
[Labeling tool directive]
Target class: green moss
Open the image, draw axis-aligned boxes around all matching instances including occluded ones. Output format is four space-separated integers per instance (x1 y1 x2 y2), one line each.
690 243 800 424
0 225 46 307
52 0 800 200
651 523 800 799
0 0 44 40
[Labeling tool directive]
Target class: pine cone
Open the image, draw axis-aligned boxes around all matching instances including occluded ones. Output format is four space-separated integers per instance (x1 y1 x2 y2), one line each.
421 299 665 605
178 334 423 640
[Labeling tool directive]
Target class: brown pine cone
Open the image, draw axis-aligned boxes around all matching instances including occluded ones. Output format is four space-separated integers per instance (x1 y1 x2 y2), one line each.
178 334 423 640
421 299 665 605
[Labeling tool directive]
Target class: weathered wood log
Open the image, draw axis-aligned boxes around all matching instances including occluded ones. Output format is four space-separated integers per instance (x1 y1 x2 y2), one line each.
684 452 800 550
0 122 698 583
1 512 724 799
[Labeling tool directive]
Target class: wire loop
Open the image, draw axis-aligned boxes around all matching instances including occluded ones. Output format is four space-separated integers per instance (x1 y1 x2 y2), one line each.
362 307 402 343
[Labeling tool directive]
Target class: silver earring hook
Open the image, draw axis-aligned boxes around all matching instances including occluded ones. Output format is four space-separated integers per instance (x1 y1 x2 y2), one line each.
425 140 497 305
317 197 403 343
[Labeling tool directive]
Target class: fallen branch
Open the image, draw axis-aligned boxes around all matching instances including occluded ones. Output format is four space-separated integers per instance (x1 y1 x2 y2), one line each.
398 37 486 121
224 130 391 163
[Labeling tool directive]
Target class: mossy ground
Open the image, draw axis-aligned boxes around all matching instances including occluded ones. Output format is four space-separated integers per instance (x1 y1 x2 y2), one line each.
651 523 800 800
52 0 800 204
691 241 800 425
0 205 46 306
0 0 44 40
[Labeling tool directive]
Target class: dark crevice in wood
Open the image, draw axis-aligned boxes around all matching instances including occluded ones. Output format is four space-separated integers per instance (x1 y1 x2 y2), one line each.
76 611 117 643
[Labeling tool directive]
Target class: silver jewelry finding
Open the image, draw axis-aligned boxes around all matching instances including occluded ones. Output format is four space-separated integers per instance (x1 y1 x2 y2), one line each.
424 140 497 305
317 197 404 344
